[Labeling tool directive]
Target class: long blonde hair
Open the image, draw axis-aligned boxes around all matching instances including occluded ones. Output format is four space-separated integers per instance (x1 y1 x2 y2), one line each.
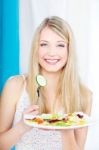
28 16 91 114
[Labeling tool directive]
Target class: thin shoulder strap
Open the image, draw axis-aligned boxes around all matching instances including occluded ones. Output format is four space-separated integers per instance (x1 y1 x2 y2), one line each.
8 75 27 90
21 74 26 90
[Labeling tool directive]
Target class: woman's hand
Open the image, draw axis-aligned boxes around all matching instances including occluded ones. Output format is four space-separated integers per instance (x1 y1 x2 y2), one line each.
23 105 39 115
19 105 39 133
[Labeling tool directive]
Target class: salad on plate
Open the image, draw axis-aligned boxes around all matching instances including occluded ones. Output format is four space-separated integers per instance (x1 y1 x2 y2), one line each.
24 112 90 130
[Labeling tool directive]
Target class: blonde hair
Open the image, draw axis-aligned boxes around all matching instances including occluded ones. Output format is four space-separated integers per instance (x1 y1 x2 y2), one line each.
28 16 91 114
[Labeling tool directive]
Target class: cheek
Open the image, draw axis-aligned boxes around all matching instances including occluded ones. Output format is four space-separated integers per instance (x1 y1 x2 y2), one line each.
38 49 46 58
38 50 43 59
60 48 68 59
61 49 68 65
38 50 46 65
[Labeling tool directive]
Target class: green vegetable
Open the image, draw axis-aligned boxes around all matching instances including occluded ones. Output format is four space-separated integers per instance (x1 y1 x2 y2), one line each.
36 75 47 87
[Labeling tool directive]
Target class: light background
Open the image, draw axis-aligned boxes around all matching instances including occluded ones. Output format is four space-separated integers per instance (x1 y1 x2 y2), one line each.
19 0 99 149
0 0 99 150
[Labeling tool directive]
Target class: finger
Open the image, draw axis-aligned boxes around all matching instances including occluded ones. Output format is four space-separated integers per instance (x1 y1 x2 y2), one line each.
24 105 39 113
27 110 39 115
29 105 39 109
23 110 39 116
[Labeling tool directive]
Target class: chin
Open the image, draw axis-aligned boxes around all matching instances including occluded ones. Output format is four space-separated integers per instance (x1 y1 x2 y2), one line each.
42 67 64 73
39 62 65 73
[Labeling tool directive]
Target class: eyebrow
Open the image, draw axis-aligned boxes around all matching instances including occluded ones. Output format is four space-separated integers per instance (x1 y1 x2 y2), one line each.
40 40 48 43
40 40 66 43
57 41 66 43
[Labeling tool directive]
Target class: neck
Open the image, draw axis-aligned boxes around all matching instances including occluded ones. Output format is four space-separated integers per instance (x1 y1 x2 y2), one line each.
42 71 60 92
40 70 62 113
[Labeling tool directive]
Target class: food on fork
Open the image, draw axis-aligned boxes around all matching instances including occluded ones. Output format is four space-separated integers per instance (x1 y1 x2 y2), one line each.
36 74 47 87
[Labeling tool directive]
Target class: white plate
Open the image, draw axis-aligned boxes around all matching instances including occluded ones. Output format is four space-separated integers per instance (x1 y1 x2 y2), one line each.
24 120 92 130
23 113 94 130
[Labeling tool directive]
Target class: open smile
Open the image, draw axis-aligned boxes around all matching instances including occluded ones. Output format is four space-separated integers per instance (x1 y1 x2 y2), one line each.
44 59 60 65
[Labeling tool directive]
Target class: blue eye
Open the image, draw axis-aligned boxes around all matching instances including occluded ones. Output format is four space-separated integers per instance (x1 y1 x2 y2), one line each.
40 43 47 47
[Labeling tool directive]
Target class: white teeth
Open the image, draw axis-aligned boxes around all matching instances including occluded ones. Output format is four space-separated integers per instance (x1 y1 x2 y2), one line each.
44 59 59 64
46 59 59 62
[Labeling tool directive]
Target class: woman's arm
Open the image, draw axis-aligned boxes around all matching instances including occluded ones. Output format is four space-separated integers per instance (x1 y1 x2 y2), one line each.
61 127 88 150
0 76 38 150
74 91 92 150
61 129 79 150
74 127 88 150
0 77 26 150
0 121 30 150
62 92 92 150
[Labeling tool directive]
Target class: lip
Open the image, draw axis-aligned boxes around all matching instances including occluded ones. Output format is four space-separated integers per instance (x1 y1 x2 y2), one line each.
44 59 60 65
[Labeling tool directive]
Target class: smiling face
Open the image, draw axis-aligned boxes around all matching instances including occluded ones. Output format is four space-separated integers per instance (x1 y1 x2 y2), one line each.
38 27 68 74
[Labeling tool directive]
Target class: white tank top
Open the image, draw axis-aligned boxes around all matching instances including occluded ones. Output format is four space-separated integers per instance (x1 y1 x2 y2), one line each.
12 75 62 150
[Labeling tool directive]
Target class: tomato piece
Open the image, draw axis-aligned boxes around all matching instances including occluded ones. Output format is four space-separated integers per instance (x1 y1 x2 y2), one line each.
35 118 44 124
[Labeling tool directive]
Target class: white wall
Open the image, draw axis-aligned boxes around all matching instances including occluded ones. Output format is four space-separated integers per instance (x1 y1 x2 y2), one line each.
19 0 99 149
85 1 99 149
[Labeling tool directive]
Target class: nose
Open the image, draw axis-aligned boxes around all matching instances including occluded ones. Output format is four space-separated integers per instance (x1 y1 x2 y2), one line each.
47 46 56 56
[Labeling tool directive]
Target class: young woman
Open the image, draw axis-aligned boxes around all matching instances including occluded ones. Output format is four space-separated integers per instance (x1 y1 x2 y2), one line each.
0 16 92 150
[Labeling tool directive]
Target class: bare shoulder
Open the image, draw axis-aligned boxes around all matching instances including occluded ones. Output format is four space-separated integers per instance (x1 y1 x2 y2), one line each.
1 75 26 105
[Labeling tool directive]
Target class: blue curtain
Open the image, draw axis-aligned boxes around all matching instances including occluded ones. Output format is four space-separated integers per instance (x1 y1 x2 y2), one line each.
0 0 19 92
0 0 19 149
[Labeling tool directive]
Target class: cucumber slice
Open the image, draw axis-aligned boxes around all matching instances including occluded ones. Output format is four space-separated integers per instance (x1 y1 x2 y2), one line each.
36 75 47 86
